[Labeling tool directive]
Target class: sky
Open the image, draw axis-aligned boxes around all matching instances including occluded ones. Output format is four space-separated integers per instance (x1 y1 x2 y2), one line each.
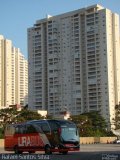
0 0 120 59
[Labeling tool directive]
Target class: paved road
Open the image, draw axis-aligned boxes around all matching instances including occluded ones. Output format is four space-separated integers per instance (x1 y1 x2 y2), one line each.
81 143 120 152
0 144 120 160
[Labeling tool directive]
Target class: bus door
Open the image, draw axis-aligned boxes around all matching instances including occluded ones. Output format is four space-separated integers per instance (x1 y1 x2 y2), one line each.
48 121 60 146
37 122 51 144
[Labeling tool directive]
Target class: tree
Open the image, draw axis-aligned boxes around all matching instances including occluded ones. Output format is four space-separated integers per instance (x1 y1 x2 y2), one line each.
83 111 107 130
0 107 19 129
0 107 46 138
114 103 120 129
0 107 44 129
45 114 53 119
14 108 44 122
70 111 109 137
69 115 92 136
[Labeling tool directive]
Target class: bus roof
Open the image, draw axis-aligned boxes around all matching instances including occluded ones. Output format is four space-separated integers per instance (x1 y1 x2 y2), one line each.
27 119 75 125
6 119 76 127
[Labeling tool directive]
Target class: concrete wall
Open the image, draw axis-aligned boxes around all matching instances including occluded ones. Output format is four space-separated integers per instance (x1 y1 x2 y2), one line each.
99 137 117 144
80 137 117 144
0 139 4 147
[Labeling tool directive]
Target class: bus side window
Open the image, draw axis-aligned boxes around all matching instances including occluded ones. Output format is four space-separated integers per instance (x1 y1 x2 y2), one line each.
15 127 19 134
15 125 26 134
26 125 37 134
5 126 10 135
21 125 27 134
5 125 15 135
41 123 50 134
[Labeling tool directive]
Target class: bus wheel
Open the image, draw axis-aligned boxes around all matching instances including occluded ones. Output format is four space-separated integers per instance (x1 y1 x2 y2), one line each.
61 151 68 155
29 151 35 154
14 145 22 154
45 145 52 155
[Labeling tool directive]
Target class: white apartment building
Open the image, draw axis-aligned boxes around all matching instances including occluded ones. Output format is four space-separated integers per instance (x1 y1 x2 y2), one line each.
0 35 28 108
28 4 120 126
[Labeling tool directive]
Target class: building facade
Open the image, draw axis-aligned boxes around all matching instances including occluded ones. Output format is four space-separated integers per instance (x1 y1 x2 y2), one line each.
28 4 120 126
0 35 28 108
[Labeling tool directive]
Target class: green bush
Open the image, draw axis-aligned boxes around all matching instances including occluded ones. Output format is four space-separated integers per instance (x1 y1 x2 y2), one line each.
0 128 4 139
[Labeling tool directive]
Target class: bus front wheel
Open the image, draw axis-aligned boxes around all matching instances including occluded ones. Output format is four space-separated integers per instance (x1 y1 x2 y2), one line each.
29 151 35 154
61 151 68 155
45 145 52 155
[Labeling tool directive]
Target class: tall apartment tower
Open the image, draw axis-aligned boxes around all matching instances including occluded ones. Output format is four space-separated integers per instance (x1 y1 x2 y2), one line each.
28 4 120 125
0 35 28 108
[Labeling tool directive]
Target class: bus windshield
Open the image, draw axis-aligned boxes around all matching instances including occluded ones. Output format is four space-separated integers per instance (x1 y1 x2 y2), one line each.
61 127 79 141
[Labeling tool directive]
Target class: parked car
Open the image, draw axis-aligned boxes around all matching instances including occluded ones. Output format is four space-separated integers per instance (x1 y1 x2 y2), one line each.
113 139 120 144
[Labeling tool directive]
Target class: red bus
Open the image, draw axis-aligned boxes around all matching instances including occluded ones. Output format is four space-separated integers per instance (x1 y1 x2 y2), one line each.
4 119 80 154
